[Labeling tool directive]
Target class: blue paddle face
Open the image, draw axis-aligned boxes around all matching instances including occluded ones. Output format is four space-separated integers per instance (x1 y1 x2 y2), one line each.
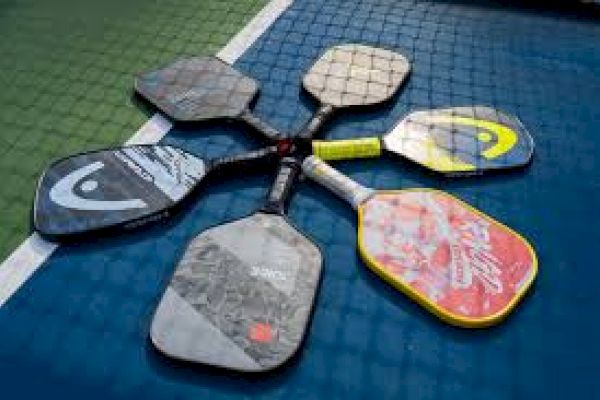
34 145 207 239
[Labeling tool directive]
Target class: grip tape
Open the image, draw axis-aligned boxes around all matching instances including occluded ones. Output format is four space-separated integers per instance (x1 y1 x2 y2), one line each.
312 138 381 161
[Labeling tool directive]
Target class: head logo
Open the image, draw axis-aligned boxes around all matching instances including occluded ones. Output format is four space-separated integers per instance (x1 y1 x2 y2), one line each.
425 115 518 160
49 161 147 211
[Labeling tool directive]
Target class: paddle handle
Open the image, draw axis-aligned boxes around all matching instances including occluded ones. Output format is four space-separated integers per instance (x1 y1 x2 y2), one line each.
211 146 280 175
302 156 374 210
261 157 301 215
312 137 382 161
240 110 283 141
298 104 335 139
260 103 336 214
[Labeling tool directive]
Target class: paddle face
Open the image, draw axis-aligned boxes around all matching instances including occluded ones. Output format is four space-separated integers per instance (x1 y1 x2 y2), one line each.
135 57 258 122
34 145 207 239
303 44 410 108
357 189 537 327
151 213 322 372
384 106 534 175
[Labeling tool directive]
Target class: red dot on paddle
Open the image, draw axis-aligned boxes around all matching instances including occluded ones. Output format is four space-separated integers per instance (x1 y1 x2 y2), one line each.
249 322 274 343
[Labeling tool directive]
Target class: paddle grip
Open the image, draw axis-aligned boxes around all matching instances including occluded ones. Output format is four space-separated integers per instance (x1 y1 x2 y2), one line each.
298 104 335 140
260 103 335 214
301 156 374 210
312 137 382 161
240 110 284 142
261 156 301 215
211 146 281 176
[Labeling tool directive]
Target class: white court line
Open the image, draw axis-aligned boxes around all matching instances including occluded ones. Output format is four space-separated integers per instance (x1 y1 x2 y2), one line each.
0 0 294 308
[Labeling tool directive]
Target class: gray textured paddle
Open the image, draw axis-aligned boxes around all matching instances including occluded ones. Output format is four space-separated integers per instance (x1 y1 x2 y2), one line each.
135 57 282 141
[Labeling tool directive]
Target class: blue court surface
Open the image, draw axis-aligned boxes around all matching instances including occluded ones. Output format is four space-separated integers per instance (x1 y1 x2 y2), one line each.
1 1 600 399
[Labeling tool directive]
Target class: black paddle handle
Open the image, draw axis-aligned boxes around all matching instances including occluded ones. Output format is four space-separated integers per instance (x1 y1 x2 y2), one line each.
210 146 280 176
261 103 336 215
298 104 335 139
261 157 301 215
240 109 283 142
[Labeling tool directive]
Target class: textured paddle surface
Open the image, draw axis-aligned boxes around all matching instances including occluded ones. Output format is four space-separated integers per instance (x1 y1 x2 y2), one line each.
151 213 322 372
384 106 534 175
136 57 259 122
359 190 536 326
303 44 410 108
34 145 206 238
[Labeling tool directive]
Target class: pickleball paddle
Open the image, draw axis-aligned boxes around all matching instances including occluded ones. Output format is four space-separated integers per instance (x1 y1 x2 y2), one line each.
302 155 538 327
33 144 283 241
150 44 411 371
299 43 411 134
312 106 534 176
150 156 322 372
135 57 283 141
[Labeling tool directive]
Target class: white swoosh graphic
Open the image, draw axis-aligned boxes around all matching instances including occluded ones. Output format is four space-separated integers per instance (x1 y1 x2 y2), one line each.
49 161 147 211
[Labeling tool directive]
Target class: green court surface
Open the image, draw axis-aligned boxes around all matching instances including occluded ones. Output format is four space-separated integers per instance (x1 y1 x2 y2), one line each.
0 0 266 258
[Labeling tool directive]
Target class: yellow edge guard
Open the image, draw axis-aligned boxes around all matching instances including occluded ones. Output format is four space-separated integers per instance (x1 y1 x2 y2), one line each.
313 137 382 161
356 188 538 328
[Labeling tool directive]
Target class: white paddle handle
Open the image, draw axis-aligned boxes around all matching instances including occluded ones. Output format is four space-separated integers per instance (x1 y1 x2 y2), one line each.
302 156 374 210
